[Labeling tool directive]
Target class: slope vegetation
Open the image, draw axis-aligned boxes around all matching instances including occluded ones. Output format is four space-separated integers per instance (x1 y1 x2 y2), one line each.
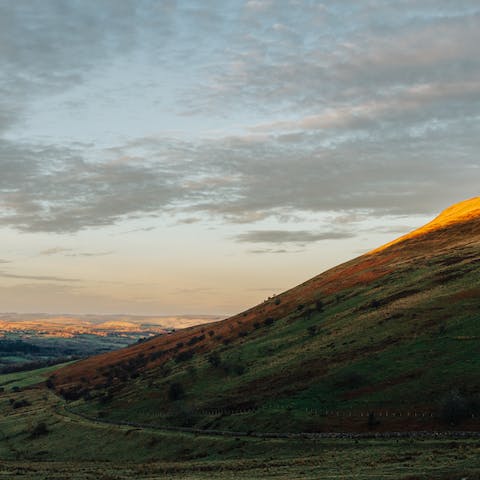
52 197 480 432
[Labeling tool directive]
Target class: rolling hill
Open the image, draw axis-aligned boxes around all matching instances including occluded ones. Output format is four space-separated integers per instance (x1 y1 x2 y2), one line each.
52 197 480 433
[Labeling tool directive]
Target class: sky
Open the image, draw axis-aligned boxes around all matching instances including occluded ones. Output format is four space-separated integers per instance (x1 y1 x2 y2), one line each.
0 0 479 315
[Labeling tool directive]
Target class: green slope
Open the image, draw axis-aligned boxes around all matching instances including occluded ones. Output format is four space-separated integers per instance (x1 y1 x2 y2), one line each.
55 198 480 433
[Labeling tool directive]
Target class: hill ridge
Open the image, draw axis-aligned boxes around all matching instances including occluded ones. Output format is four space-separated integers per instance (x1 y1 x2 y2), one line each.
52 197 480 433
371 196 480 254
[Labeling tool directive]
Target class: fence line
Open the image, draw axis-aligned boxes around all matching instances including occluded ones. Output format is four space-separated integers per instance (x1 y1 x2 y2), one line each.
59 403 480 440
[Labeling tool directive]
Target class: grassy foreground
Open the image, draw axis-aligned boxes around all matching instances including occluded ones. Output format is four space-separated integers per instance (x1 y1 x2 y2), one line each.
0 386 479 479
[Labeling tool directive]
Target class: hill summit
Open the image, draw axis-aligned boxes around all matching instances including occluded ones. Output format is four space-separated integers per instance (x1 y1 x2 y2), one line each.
53 197 480 433
372 196 480 253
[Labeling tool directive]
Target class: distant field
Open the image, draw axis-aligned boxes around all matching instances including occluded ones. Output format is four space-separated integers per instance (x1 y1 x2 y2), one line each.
0 387 478 479
0 313 222 371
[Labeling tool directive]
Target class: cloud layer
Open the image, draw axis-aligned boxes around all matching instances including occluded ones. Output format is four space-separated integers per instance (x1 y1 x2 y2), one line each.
0 1 479 235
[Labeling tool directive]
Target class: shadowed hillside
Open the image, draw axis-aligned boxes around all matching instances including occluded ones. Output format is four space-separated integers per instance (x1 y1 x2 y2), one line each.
52 197 480 433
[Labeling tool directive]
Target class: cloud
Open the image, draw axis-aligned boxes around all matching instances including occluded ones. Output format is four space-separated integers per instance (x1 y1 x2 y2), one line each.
245 0 273 12
66 251 113 258
250 81 480 133
0 139 182 232
1 117 479 234
40 247 73 256
171 287 216 296
0 1 478 235
39 247 112 257
196 5 480 115
235 229 354 244
0 271 80 283
248 248 299 254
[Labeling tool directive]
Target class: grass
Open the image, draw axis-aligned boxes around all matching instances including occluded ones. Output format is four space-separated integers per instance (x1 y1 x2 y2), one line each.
0 361 74 391
52 224 480 435
0 387 479 479
0 215 479 477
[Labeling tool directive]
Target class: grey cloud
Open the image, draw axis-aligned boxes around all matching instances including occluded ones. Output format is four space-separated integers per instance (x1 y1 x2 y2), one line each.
376 226 413 235
0 139 183 232
39 247 111 257
0 2 479 234
177 217 201 225
66 251 113 258
0 1 224 132
0 270 80 282
235 230 354 244
40 247 73 256
248 248 299 254
193 6 480 120
250 81 480 134
2 117 479 234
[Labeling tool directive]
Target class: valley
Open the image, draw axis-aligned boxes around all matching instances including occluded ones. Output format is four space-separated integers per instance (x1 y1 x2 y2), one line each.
0 198 479 478
51 198 480 434
0 314 221 372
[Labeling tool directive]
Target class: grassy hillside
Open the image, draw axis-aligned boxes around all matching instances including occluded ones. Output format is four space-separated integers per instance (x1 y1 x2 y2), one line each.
52 198 480 433
0 388 479 479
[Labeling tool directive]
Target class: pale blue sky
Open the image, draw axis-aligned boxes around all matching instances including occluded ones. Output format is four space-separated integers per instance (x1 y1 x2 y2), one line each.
0 1 479 314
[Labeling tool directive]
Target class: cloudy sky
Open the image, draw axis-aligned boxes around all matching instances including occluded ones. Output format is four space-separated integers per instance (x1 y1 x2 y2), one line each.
0 0 479 315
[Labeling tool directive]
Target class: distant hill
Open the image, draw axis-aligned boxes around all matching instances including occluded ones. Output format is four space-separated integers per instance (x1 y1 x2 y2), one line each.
0 314 221 372
53 197 480 432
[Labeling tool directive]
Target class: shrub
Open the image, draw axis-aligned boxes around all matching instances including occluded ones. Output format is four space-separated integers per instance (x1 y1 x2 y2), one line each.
99 392 113 404
307 325 318 336
274 298 281 305
335 372 366 390
174 350 194 363
370 299 380 309
367 412 379 428
168 382 185 401
315 300 324 312
439 390 469 425
187 334 205 347
208 352 221 368
12 399 31 409
264 317 275 326
223 359 246 376
30 422 48 438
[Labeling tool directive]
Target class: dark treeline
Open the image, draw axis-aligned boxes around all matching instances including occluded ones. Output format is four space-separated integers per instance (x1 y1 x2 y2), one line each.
0 339 44 354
